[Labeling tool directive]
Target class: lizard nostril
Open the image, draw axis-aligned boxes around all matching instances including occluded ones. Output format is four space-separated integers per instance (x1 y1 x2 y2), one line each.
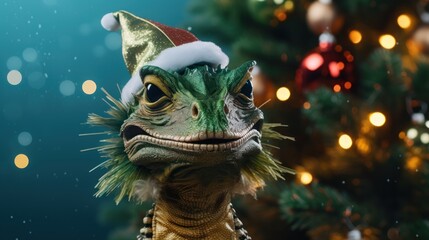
192 103 199 119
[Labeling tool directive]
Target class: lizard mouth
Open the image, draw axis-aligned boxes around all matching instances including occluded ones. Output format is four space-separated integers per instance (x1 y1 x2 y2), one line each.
122 120 263 152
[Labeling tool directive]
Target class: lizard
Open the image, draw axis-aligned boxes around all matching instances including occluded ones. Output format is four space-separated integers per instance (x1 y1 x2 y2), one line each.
86 10 294 240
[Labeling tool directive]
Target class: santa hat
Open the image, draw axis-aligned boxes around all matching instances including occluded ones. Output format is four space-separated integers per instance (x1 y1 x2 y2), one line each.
100 11 229 104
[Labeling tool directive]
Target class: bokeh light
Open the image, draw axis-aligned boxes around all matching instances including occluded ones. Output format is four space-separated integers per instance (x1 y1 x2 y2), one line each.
284 0 294 11
43 0 57 6
82 80 97 95
18 132 33 146
303 53 323 71
379 34 396 49
356 138 370 154
333 84 341 92
349 30 362 44
426 121 429 128
7 70 22 85
421 133 429 144
369 112 386 127
79 23 92 36
407 128 418 139
299 172 313 185
397 14 411 29
344 81 352 89
328 62 341 78
339 134 353 149
28 71 47 89
274 0 284 4
59 80 76 96
276 87 291 101
104 32 122 50
406 156 421 171
14 154 29 169
6 56 23 70
93 45 106 58
22 48 38 62
303 102 311 109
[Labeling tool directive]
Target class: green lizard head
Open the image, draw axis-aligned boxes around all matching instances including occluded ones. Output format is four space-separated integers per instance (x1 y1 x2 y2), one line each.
122 61 262 167
88 61 293 204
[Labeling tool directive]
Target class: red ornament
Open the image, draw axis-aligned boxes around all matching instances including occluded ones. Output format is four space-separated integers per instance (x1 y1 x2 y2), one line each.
295 34 355 93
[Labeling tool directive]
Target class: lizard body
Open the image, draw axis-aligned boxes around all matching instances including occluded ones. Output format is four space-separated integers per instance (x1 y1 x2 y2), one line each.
88 11 293 239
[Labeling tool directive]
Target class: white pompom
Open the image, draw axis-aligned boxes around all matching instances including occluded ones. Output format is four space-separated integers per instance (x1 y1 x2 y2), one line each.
101 13 121 31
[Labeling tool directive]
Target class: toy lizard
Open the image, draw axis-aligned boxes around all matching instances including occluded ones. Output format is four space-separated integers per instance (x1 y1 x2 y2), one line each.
88 11 293 240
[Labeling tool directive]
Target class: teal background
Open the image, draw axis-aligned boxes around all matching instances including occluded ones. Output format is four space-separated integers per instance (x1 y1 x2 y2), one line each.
0 1 190 239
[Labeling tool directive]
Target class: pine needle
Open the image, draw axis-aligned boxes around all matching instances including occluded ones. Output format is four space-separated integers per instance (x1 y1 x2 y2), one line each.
258 99 271 109
80 146 103 152
79 131 110 137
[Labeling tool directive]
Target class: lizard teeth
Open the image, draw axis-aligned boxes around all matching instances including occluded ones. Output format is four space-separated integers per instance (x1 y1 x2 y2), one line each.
126 130 261 152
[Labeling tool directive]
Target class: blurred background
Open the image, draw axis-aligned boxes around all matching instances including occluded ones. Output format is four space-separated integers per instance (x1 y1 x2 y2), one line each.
2 0 429 239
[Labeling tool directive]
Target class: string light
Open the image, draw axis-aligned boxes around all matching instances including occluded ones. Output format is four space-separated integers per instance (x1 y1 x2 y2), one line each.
303 53 323 71
7 70 22 85
82 80 97 95
369 112 386 127
303 102 311 109
14 154 29 169
284 0 294 11
397 14 412 29
355 138 370 154
349 30 362 44
328 62 341 78
299 172 313 185
406 156 421 171
379 34 396 49
339 134 353 149
344 81 352 90
276 87 291 101
333 84 341 92
275 9 287 21
421 133 429 144
406 128 418 139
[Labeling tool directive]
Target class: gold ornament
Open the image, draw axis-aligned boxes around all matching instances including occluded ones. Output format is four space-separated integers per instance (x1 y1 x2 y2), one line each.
306 0 343 34
412 25 429 56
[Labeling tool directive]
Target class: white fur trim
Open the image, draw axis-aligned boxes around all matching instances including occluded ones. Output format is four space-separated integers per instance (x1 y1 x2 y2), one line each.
149 41 229 71
120 41 229 104
121 73 142 104
101 13 121 31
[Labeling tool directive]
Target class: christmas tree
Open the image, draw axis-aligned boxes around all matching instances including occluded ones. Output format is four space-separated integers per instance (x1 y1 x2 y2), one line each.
186 0 429 239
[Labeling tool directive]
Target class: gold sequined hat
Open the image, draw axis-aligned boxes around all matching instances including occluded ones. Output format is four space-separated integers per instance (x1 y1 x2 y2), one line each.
101 11 229 104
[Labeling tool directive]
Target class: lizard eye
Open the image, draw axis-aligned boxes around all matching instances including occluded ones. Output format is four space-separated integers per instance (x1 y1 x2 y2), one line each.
146 83 166 103
239 80 253 99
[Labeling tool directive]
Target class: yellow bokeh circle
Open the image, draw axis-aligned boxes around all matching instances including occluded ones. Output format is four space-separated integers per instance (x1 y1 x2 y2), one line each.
14 154 29 169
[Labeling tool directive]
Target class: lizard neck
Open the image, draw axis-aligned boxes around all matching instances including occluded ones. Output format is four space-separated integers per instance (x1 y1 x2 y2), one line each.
152 165 240 240
153 195 235 240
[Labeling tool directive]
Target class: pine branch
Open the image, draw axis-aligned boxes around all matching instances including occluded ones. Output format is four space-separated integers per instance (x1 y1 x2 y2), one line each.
302 87 355 138
360 49 406 109
412 62 429 103
279 183 364 231
400 220 429 239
